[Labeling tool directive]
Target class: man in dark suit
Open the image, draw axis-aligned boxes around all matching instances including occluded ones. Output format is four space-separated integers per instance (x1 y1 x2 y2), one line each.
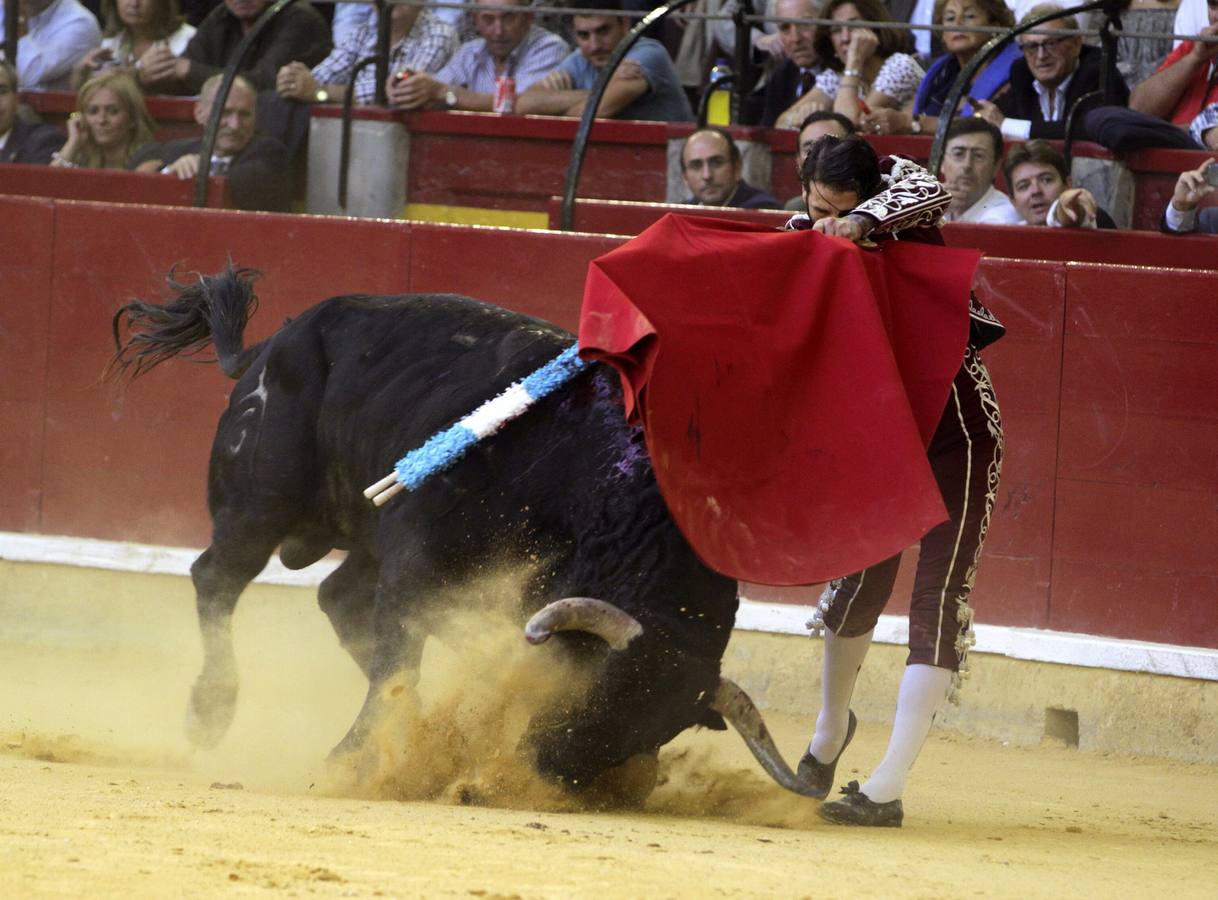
760 0 824 128
0 61 65 165
1162 159 1218 235
680 127 781 208
973 7 1129 141
130 73 292 212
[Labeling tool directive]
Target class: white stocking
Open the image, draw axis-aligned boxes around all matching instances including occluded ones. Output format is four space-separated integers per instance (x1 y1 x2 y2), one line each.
807 628 873 762
859 663 951 803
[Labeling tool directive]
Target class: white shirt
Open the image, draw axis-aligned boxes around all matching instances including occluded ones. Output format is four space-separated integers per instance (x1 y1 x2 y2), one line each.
911 0 937 58
1174 0 1210 48
1000 70 1076 140
1164 201 1198 232
0 0 101 89
0 129 10 152
100 22 196 62
948 184 1023 224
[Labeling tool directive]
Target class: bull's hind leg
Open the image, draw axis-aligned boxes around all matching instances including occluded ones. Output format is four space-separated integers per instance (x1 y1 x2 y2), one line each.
318 550 379 678
184 534 279 749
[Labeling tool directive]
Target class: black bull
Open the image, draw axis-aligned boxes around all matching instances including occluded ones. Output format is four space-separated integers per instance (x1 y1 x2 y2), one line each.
109 266 816 797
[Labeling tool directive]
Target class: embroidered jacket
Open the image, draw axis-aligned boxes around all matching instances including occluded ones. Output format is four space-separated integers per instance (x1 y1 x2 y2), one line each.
785 156 1005 349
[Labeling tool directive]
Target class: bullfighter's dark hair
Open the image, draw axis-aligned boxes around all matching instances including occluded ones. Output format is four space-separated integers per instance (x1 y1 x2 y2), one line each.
945 116 1004 163
681 127 741 168
799 134 883 200
1003 138 1069 186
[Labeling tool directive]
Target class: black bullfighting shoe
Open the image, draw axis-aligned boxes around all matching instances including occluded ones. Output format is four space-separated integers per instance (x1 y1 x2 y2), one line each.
818 780 904 827
795 709 857 800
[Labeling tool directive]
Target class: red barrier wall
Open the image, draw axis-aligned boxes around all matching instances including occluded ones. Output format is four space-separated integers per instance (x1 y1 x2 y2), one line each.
0 163 231 207
2 195 1214 649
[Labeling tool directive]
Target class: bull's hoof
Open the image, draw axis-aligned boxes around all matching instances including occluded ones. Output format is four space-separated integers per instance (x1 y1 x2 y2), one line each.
184 678 237 749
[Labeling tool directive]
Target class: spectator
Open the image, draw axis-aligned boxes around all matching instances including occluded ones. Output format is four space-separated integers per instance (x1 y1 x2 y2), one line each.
762 0 825 128
331 0 469 47
1129 0 1218 126
680 126 781 207
518 0 694 121
147 0 332 95
974 5 1131 140
1173 0 1210 48
940 117 1021 223
0 0 101 89
1115 0 1181 89
1192 100 1218 147
50 70 155 168
1161 157 1218 232
784 110 854 208
382 0 568 112
276 1 456 107
866 0 1018 136
71 0 196 91
1004 138 1117 227
0 60 65 163
796 0 925 127
129 73 291 211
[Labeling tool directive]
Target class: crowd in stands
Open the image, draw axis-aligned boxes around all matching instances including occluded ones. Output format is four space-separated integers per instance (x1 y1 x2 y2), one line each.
0 0 1214 229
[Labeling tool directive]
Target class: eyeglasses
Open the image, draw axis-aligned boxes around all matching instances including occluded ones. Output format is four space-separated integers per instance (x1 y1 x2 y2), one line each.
1020 36 1069 56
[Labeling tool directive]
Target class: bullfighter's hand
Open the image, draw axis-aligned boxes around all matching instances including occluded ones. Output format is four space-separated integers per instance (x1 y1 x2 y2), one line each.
1171 158 1217 212
165 153 201 180
812 213 871 243
1053 187 1097 227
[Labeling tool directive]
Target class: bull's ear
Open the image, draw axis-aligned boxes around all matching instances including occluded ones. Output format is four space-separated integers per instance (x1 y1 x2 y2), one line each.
695 708 728 731
524 597 643 651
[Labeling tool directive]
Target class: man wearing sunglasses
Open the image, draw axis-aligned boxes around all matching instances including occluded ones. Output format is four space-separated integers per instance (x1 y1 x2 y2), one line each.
972 4 1129 140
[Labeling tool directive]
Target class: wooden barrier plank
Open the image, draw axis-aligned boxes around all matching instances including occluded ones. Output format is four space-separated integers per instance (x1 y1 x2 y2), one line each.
408 223 621 332
0 162 231 208
1049 480 1218 646
0 196 55 532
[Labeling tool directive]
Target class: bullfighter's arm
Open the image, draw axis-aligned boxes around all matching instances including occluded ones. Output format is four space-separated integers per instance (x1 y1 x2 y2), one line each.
850 157 950 234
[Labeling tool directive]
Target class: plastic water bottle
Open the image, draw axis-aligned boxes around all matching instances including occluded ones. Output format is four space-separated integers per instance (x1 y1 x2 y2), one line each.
706 59 733 125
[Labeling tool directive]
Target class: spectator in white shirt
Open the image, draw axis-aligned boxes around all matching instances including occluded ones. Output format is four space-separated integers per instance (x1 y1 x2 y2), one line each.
0 0 101 89
1161 157 1218 233
940 117 1022 224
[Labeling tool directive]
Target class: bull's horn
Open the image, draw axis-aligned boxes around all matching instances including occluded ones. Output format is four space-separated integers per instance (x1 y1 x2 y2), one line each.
709 677 822 798
524 597 643 651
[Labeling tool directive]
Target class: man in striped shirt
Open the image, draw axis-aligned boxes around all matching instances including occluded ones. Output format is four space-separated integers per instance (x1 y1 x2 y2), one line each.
275 2 456 107
385 0 569 111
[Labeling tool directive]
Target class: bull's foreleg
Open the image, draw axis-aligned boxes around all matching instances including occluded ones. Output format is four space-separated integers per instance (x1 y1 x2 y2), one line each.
329 578 429 759
185 541 275 749
317 550 379 678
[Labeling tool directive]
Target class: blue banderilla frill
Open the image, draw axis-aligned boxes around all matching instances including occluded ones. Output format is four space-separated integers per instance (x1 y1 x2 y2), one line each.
364 343 588 505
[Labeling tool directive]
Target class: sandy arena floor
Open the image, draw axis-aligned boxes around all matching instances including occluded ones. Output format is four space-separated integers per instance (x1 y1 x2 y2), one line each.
2 566 1216 898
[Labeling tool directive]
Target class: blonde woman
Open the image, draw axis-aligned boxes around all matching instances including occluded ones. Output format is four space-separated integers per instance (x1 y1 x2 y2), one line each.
52 72 158 169
70 0 196 91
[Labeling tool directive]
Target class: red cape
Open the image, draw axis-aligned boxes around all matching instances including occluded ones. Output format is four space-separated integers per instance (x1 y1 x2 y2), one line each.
577 215 981 585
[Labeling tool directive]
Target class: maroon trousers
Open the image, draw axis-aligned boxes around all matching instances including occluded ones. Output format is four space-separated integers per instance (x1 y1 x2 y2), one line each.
819 345 1003 671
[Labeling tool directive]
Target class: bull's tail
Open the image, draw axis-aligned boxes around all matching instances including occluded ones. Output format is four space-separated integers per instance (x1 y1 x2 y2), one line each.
108 263 261 382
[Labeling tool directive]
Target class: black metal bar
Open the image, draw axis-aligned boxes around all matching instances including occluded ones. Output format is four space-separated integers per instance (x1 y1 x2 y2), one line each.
731 0 755 125
928 0 1120 178
374 0 390 107
697 72 735 127
3 0 17 72
193 0 297 207
339 55 380 209
559 0 700 231
1062 88 1101 169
